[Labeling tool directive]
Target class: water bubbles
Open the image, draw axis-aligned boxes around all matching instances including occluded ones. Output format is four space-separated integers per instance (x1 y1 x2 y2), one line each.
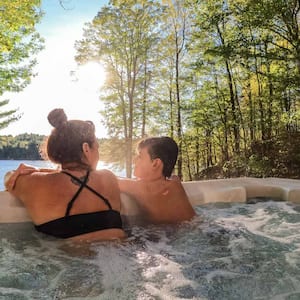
1 201 300 299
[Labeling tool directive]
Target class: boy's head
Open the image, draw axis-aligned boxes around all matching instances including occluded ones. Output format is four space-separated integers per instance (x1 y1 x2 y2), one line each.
136 136 178 178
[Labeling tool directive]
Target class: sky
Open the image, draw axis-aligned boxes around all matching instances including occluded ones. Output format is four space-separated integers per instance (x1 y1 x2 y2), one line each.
2 0 109 138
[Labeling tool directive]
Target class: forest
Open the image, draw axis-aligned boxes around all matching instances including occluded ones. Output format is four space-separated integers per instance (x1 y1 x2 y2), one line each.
0 134 44 160
1 0 300 180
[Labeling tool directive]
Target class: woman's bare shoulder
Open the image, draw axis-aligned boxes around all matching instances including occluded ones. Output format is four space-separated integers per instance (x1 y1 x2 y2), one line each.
93 169 120 190
93 169 118 181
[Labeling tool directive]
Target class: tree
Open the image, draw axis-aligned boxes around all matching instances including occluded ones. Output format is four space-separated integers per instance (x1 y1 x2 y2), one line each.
0 99 21 130
162 0 192 178
243 0 300 78
0 0 44 130
75 0 165 177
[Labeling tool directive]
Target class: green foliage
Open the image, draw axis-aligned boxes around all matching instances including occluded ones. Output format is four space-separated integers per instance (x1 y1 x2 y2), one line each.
75 0 166 176
73 0 300 180
0 0 44 130
195 132 300 179
0 0 292 180
75 0 165 136
0 99 21 130
247 155 274 178
0 0 44 94
0 133 45 160
175 0 300 180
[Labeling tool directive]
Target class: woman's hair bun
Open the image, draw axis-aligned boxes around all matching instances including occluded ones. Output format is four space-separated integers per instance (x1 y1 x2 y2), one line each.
48 108 68 128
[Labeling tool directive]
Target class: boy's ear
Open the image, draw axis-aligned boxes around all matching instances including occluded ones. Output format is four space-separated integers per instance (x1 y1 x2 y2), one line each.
152 158 163 170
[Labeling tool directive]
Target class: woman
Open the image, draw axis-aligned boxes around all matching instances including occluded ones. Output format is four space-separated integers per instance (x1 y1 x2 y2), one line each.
5 108 126 241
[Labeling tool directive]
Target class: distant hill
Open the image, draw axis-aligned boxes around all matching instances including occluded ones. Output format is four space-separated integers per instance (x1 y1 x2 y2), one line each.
0 134 46 160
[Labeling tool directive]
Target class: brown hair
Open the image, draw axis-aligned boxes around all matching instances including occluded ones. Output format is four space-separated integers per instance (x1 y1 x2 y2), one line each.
41 108 96 167
137 136 178 178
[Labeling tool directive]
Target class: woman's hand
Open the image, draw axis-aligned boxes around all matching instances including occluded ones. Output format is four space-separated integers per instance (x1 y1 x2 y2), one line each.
4 163 38 191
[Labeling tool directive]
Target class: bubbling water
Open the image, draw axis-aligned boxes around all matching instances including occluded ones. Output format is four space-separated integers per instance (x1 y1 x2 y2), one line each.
1 201 300 299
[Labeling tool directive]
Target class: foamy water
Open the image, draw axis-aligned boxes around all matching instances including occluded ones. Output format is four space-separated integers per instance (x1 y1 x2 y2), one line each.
1 201 300 299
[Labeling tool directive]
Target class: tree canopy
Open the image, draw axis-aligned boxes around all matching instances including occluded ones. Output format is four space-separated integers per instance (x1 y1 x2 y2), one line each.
2 0 299 180
0 0 44 130
75 0 166 176
74 0 300 180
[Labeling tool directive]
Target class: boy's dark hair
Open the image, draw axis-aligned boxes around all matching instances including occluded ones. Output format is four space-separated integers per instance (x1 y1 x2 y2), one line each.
137 136 178 178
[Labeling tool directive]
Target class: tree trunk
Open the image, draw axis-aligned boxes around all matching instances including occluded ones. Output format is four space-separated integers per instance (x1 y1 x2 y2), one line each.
225 59 240 154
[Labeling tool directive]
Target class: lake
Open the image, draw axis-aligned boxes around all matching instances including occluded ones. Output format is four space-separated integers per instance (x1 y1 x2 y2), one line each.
0 160 125 191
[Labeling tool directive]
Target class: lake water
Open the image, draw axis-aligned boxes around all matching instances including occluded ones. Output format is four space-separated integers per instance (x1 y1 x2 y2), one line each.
1 201 300 299
0 160 125 191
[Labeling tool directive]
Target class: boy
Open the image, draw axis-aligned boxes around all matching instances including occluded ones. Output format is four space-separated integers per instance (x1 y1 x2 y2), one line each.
118 137 196 224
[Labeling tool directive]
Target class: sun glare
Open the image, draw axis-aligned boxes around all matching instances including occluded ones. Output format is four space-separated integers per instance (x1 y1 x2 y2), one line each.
76 62 106 90
1 4 109 138
60 61 108 137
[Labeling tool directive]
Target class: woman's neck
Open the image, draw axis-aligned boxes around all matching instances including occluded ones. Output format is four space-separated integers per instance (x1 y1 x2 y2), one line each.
61 162 92 172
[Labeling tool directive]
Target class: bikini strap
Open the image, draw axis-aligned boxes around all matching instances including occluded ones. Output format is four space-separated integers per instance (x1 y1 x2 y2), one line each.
64 170 89 217
62 170 112 212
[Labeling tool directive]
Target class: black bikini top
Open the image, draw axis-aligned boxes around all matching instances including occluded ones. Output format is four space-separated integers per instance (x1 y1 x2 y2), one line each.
34 170 122 238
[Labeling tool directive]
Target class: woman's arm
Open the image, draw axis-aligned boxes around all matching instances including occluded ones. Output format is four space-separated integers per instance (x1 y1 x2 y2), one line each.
4 163 56 191
117 178 139 197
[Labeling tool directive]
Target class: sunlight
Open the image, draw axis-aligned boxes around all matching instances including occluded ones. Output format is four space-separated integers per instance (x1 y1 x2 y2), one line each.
1 58 108 138
76 62 106 90
64 61 107 137
1 2 109 138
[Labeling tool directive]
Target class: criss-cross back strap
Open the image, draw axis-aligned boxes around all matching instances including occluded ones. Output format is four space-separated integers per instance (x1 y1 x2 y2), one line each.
62 170 112 217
